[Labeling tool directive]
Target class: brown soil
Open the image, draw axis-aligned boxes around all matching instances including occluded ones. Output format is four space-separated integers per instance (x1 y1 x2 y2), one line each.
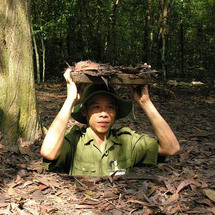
0 82 215 214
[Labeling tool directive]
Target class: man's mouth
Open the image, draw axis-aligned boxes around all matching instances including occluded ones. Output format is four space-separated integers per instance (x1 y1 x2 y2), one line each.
97 121 109 127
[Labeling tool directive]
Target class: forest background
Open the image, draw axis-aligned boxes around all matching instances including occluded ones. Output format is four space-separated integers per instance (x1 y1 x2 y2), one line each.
31 0 215 84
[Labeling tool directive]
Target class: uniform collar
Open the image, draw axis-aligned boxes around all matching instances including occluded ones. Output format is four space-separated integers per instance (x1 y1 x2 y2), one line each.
83 127 121 146
83 127 94 145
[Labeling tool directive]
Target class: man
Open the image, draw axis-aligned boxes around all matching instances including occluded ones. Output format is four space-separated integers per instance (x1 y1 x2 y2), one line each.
40 68 180 176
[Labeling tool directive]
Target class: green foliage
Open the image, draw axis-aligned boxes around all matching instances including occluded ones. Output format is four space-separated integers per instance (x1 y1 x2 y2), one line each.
31 0 215 82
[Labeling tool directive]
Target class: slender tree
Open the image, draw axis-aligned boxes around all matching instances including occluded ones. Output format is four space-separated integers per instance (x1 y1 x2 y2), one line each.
32 28 41 84
0 0 42 144
107 0 119 64
158 0 168 78
143 0 152 63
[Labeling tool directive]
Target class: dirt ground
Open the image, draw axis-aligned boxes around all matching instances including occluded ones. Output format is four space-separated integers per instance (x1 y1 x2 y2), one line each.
0 81 215 215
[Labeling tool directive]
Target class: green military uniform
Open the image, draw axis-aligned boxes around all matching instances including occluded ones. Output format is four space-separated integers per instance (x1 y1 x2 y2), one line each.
43 125 159 176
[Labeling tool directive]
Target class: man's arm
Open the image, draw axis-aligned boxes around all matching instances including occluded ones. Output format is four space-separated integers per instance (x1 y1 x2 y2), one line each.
130 85 180 156
40 68 81 160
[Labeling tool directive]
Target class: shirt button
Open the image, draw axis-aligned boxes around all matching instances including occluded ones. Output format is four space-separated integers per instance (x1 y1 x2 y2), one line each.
104 150 109 156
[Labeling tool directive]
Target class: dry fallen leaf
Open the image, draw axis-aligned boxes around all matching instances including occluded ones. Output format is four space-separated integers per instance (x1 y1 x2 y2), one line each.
163 179 176 193
179 152 190 160
16 163 27 169
38 184 48 191
8 187 17 196
18 146 33 156
209 207 215 214
31 189 45 200
22 180 34 188
195 199 215 207
161 193 179 206
0 143 4 155
74 204 95 209
176 179 201 194
143 209 154 215
179 146 194 160
201 189 215 203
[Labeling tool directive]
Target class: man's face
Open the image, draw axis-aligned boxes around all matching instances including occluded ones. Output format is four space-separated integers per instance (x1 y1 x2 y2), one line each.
84 94 117 138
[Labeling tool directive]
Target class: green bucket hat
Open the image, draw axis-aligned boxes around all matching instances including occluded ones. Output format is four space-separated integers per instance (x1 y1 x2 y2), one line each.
71 84 132 124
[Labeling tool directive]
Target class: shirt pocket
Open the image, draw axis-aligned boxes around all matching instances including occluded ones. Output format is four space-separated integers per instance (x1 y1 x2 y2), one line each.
73 159 96 176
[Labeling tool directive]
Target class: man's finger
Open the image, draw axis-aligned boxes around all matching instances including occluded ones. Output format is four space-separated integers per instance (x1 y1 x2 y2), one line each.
63 68 72 79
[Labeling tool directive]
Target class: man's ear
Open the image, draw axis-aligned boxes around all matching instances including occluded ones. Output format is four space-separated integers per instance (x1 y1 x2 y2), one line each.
81 107 89 124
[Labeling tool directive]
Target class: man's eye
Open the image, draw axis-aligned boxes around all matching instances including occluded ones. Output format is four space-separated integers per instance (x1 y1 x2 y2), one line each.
92 105 100 109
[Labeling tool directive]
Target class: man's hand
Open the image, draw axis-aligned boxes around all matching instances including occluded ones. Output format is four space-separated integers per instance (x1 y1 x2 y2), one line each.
64 68 79 103
40 69 85 161
128 78 180 156
129 85 150 104
63 68 84 104
128 63 152 104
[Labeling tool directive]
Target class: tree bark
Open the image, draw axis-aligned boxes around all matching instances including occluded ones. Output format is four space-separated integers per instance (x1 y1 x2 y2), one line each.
0 0 42 144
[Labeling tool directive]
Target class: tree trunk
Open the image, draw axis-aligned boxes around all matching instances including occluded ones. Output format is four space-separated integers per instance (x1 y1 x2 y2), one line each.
0 0 42 144
180 0 185 78
158 0 167 78
143 0 151 63
41 36 46 83
106 0 119 64
180 21 184 78
96 0 102 61
111 0 119 64
32 30 41 84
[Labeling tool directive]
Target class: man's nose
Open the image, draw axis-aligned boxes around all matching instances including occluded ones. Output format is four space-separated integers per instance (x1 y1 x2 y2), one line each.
100 109 108 116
